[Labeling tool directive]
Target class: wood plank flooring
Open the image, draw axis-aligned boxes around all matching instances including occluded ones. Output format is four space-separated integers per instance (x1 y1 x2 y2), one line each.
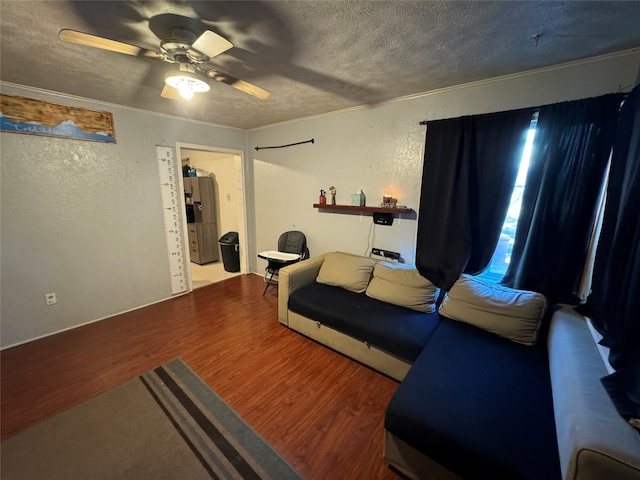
1 274 402 480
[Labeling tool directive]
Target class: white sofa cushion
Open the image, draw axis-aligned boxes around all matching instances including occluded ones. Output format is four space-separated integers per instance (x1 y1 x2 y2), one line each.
439 274 547 345
316 251 376 293
366 262 438 313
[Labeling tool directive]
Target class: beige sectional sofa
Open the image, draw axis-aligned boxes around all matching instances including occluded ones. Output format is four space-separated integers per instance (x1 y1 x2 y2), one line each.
277 251 640 480
278 253 414 379
549 305 640 480
278 252 438 381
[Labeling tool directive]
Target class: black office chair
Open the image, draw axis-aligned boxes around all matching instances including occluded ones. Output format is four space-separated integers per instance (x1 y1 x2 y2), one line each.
258 231 309 295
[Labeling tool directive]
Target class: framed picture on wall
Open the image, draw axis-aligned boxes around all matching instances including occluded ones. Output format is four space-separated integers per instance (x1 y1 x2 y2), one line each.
0 94 115 143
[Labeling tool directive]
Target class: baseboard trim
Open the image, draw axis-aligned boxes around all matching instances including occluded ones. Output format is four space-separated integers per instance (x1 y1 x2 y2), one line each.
0 293 187 351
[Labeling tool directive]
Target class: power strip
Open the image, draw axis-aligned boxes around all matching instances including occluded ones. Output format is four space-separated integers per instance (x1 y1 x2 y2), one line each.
371 248 401 260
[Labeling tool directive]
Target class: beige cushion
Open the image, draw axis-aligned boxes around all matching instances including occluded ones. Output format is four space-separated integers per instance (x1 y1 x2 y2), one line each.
439 274 547 345
316 251 376 293
366 262 438 313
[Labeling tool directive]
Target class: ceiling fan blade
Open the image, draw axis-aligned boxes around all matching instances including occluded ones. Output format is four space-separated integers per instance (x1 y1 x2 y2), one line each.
188 30 233 60
205 68 271 99
59 29 163 59
160 84 182 100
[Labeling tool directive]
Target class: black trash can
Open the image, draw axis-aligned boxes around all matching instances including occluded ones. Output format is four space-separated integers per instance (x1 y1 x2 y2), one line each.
219 231 240 272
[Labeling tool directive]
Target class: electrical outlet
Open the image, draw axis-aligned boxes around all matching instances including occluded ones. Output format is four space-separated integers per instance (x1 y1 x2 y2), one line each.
45 292 57 306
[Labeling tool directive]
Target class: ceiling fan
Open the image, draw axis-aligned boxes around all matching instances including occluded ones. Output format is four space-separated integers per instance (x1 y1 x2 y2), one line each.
58 27 271 100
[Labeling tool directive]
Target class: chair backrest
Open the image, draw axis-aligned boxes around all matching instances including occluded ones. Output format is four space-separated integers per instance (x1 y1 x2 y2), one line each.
278 230 309 259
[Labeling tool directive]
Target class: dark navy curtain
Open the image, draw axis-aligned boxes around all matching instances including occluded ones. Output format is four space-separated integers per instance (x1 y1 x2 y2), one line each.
501 93 624 304
416 108 534 291
578 85 640 421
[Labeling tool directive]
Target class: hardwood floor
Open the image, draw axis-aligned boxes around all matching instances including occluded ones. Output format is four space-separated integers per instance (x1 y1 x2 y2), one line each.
1 274 402 479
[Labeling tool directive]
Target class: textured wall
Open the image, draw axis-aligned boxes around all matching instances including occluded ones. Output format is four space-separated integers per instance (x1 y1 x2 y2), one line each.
248 51 640 273
2 51 638 348
0 85 247 348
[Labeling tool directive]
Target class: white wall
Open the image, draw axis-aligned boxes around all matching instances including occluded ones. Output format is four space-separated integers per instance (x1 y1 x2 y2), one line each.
0 83 247 348
2 49 639 348
248 50 640 274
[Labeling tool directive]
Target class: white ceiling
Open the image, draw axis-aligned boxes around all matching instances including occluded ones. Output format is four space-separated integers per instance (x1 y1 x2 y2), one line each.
2 1 640 130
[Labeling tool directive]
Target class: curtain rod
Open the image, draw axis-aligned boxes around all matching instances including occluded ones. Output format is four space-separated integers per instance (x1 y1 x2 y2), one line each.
418 91 632 127
254 138 314 151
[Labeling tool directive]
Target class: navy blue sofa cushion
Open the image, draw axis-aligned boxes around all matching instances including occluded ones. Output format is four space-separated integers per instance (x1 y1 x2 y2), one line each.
288 282 441 362
385 317 561 480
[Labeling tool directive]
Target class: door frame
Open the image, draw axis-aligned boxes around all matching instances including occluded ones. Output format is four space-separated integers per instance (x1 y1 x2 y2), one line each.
175 142 249 291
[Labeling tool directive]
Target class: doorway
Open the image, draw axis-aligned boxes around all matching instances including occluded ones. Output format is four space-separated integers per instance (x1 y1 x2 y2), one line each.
176 143 248 290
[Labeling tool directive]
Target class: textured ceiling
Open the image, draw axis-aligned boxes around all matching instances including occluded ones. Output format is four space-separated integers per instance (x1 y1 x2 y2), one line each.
1 1 640 130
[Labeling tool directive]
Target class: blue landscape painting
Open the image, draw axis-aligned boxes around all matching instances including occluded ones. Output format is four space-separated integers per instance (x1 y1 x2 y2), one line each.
0 113 116 143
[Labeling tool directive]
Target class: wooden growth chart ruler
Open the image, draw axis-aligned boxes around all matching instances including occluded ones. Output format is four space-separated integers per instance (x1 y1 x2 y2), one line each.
156 145 187 294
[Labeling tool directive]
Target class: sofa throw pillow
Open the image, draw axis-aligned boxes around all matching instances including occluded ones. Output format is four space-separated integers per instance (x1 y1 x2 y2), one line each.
365 262 438 313
316 251 376 293
439 274 547 345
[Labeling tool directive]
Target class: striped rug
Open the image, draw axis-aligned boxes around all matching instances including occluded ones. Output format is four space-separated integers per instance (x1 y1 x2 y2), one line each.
1 358 304 480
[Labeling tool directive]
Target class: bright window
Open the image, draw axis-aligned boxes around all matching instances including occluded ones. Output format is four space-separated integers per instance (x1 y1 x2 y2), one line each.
478 120 537 283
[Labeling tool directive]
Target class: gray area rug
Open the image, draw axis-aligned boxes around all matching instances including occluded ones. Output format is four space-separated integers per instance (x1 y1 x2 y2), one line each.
1 358 304 480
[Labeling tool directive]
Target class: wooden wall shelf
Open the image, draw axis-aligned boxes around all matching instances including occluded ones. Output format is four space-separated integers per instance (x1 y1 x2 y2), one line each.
313 204 412 214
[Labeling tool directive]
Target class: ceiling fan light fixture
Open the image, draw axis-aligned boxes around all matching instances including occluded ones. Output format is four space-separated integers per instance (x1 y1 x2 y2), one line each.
164 64 210 99
59 28 268 101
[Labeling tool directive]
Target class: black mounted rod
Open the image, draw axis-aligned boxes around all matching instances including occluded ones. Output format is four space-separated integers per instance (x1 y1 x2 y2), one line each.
255 138 314 151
